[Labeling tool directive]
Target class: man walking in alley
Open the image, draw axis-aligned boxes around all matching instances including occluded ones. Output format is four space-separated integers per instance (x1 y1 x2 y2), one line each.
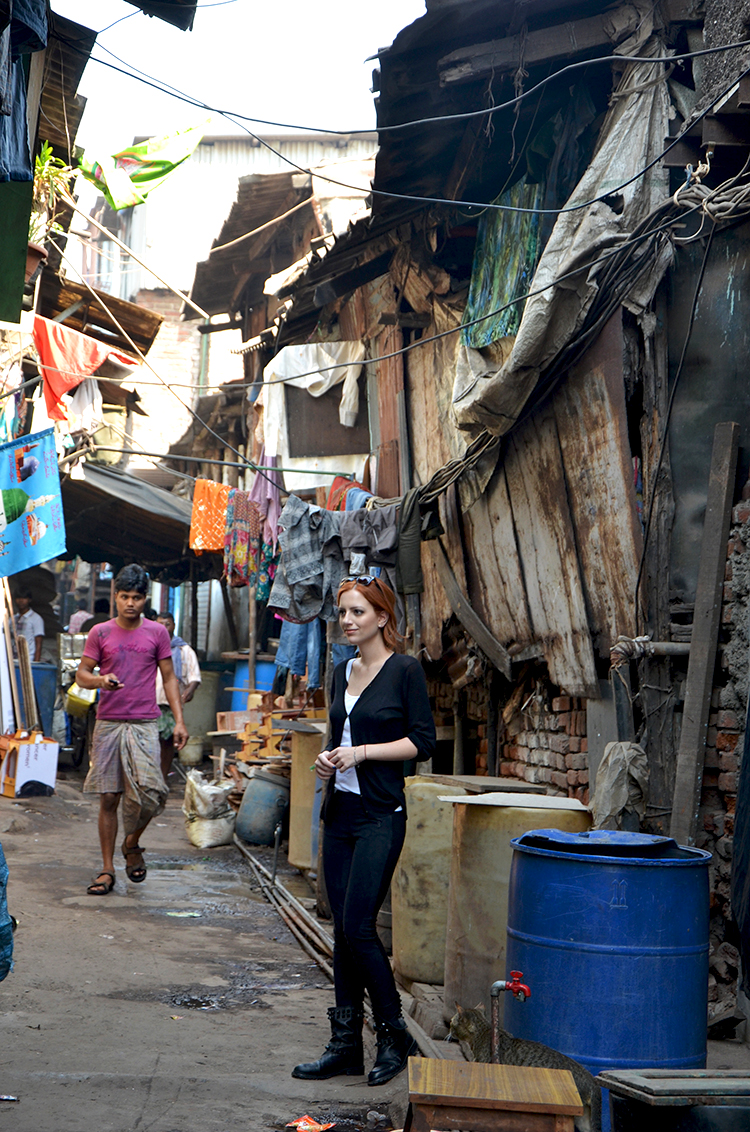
155 611 200 779
14 590 44 662
76 564 188 895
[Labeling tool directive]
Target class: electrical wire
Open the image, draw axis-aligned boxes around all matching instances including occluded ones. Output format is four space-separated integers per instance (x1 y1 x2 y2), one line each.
58 30 750 216
46 235 282 490
80 32 750 138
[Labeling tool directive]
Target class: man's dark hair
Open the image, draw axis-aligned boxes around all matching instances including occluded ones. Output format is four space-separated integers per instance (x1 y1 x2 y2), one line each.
77 598 87 610
113 564 149 595
158 612 175 625
17 589 33 600
93 598 110 614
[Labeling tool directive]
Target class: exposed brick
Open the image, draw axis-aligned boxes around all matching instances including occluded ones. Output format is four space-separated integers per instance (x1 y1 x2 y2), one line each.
580 738 588 753
552 696 571 712
477 724 487 738
725 560 733 581
719 753 738 773
704 747 721 770
479 739 489 754
549 734 570 755
733 501 750 524
558 712 572 734
718 772 737 793
716 731 739 753
706 726 718 747
476 755 487 770
574 786 588 804
578 768 589 785
717 709 739 731
565 753 588 770
723 583 734 602
722 603 733 624
567 769 578 786
568 737 581 754
550 770 568 790
500 762 513 777
726 813 735 835
575 710 587 736
507 746 520 761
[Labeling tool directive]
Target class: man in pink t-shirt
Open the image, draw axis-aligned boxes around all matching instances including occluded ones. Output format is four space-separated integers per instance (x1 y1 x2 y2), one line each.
76 564 188 896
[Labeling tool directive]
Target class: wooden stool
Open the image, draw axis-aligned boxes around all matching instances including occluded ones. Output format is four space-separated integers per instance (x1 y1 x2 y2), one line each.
404 1057 584 1132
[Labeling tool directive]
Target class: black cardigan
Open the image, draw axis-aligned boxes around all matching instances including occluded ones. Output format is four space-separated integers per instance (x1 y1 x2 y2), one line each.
322 652 436 818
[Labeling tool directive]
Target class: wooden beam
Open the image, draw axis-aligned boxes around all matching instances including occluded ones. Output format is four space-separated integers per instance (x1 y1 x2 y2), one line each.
670 422 740 847
431 540 511 679
438 1 703 86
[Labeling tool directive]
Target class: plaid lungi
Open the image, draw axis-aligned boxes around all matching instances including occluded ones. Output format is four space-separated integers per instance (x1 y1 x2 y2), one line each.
84 718 167 834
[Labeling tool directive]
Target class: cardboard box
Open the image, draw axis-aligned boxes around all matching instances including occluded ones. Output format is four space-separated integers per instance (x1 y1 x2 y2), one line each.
0 732 59 798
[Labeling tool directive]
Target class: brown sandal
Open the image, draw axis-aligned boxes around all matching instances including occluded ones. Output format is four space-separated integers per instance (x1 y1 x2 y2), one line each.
87 871 115 896
122 841 147 883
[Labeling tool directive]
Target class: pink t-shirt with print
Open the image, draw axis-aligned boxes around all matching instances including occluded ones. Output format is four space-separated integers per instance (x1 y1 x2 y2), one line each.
83 619 172 721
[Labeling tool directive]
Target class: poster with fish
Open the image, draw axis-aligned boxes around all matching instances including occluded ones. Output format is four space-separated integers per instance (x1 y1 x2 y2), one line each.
0 428 65 576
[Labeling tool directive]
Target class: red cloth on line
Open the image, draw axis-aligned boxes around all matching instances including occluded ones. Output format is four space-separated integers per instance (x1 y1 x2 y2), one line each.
32 315 134 421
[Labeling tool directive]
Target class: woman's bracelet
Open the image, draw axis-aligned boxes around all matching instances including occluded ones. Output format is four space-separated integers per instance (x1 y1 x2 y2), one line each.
355 745 368 766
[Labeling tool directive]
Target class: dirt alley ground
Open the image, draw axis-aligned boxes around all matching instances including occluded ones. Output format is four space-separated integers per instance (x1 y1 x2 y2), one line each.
0 764 409 1132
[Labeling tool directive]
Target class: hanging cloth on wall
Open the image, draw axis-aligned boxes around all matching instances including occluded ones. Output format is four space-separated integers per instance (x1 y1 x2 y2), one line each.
189 478 231 554
461 176 544 350
248 444 282 551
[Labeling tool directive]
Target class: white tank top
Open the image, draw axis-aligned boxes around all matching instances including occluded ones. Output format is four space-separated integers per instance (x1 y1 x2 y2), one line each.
335 660 361 794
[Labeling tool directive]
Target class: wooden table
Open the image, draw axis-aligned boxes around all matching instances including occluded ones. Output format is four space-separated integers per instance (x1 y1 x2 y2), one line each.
419 773 545 795
404 1057 583 1132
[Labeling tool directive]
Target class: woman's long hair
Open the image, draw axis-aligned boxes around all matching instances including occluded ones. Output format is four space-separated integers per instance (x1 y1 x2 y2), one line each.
336 576 403 652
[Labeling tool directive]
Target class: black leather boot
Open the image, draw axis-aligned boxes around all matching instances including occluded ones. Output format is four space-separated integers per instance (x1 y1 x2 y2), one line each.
368 1016 418 1086
291 1006 364 1080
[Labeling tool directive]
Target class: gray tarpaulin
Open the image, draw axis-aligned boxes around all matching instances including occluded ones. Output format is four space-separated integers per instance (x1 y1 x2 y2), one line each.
591 741 649 830
452 15 672 436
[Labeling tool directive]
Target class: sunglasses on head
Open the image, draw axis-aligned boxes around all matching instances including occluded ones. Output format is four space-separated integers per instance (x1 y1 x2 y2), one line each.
343 575 378 586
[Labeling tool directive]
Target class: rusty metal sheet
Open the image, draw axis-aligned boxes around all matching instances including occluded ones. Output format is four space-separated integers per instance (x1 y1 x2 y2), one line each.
552 312 642 656
463 463 533 648
505 408 598 697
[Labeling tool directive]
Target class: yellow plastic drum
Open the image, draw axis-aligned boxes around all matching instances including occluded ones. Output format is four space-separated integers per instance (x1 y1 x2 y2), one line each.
391 776 468 985
442 793 591 1018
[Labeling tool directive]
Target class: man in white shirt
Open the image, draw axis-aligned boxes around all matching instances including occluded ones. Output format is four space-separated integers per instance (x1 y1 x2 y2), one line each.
15 591 44 662
155 613 200 778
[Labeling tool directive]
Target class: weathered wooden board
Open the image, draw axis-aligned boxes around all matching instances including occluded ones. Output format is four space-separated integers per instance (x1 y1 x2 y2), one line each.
553 313 642 656
505 409 598 697
407 315 468 660
430 540 511 678
463 464 533 648
670 422 740 846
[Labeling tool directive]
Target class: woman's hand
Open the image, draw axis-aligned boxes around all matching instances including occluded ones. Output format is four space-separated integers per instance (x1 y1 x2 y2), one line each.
315 750 337 780
327 746 360 773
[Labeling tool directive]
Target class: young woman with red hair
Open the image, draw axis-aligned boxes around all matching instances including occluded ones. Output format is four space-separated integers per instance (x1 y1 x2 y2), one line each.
292 574 435 1086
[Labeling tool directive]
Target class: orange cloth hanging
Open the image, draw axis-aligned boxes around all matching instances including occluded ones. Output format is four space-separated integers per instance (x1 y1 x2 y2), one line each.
189 478 231 553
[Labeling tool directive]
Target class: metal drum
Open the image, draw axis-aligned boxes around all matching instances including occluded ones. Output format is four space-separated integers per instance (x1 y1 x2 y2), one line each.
504 830 711 1130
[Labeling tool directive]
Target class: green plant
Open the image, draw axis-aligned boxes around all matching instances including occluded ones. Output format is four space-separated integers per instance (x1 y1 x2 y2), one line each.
28 141 74 245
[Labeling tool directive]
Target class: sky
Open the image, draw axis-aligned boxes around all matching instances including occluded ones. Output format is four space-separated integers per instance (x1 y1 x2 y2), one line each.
51 0 427 156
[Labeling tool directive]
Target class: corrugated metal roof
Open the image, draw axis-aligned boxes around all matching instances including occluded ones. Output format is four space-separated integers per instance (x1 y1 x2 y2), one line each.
187 172 318 318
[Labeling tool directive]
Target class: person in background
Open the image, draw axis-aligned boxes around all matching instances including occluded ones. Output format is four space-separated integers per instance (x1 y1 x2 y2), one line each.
292 575 435 1087
14 590 44 662
67 597 90 635
76 564 188 896
80 598 111 634
155 612 200 779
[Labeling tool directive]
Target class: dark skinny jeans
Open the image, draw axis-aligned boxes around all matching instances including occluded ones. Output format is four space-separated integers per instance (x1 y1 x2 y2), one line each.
322 790 406 1023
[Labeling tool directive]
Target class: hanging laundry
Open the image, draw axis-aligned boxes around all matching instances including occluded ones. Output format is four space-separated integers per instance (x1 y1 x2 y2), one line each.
189 478 231 554
268 495 346 623
274 619 323 690
223 489 261 586
248 445 282 551
223 488 279 599
326 474 370 512
32 316 133 422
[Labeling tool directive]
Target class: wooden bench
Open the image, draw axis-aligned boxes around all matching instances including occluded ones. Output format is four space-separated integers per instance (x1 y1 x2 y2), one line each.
404 1056 584 1132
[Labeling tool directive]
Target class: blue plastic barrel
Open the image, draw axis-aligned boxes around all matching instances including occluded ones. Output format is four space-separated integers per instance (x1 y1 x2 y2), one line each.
235 767 290 846
230 659 275 709
504 830 711 1130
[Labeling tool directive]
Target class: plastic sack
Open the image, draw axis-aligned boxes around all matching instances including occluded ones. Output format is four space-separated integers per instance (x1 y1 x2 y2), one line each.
65 682 97 717
182 769 236 848
591 741 649 830
0 841 13 982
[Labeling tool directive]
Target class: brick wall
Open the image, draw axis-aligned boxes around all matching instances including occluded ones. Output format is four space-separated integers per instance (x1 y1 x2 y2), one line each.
499 683 589 802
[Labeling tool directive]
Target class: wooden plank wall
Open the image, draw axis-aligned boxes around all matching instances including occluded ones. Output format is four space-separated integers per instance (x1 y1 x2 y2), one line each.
552 312 642 656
